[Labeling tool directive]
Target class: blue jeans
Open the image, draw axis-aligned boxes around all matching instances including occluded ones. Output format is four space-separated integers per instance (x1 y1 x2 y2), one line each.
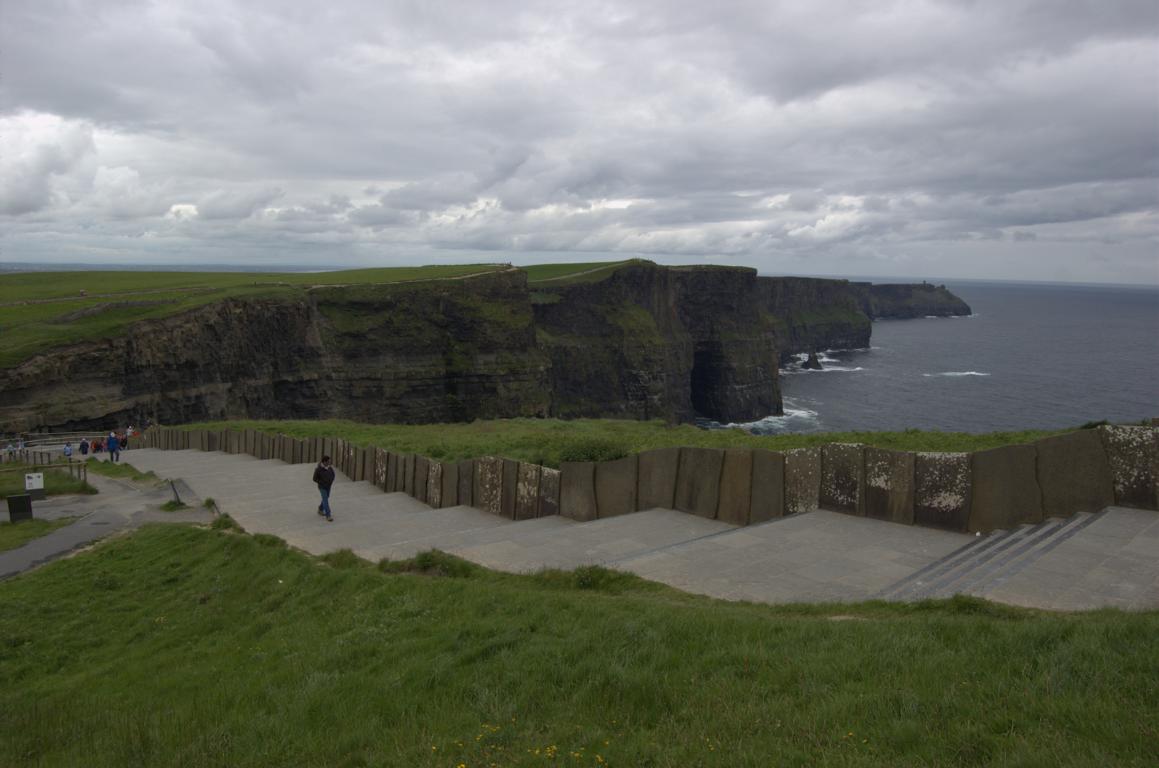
318 487 332 518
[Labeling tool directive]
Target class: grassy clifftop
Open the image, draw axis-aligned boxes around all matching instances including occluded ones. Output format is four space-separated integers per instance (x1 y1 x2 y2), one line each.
1 523 1155 766
0 265 509 367
174 417 1072 467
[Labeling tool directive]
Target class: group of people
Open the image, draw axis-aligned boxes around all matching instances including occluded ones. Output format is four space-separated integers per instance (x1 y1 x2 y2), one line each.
1 426 139 465
65 428 135 463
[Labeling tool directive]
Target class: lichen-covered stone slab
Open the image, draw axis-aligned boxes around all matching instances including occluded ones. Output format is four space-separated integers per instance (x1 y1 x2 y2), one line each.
674 448 725 519
1100 425 1159 509
457 459 474 507
749 449 785 523
716 449 753 525
560 461 597 521
637 447 680 510
538 467 561 517
515 462 542 520
864 448 915 524
595 455 638 519
440 461 459 507
474 457 504 517
1035 429 1114 517
784 447 820 515
914 452 971 532
820 443 865 515
427 461 442 508
969 444 1043 532
374 448 388 488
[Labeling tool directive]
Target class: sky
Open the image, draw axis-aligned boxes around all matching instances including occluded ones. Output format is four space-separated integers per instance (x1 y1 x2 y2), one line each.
2 0 1158 284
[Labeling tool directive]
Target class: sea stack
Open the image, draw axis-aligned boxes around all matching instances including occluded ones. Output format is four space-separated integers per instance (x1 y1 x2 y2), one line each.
803 351 824 370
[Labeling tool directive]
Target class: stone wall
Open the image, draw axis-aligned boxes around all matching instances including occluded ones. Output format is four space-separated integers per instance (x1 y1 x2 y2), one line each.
140 424 1158 533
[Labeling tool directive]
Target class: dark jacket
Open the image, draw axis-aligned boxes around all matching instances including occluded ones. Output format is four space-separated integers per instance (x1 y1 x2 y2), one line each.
313 464 335 490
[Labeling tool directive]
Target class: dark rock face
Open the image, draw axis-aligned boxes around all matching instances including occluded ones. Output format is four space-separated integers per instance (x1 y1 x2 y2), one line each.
802 352 823 370
851 282 973 319
0 263 971 431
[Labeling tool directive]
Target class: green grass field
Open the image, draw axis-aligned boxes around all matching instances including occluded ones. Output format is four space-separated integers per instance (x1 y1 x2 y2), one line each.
85 459 161 485
0 523 1154 767
522 260 634 284
0 517 79 553
175 418 1073 467
0 462 96 500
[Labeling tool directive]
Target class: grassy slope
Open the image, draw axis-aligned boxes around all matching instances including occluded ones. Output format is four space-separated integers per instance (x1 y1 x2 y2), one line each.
523 260 634 284
0 462 96 499
0 517 78 553
176 418 1072 466
0 524 1155 767
0 265 507 367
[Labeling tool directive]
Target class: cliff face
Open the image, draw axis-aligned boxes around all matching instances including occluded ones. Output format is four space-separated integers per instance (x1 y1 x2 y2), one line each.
0 264 971 431
532 263 781 423
0 270 550 431
851 282 973 319
758 277 872 361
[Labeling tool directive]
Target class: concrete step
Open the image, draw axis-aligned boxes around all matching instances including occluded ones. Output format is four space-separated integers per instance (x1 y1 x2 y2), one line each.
916 519 1062 600
876 527 1016 601
965 512 1101 597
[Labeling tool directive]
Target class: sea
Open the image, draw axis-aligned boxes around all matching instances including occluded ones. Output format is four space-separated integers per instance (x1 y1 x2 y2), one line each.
732 280 1159 435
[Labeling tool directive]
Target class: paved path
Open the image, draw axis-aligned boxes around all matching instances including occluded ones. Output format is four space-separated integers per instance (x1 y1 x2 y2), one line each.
114 448 1159 610
0 471 212 580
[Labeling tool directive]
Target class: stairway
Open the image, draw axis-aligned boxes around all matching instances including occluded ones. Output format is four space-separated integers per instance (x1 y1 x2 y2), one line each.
875 511 1103 601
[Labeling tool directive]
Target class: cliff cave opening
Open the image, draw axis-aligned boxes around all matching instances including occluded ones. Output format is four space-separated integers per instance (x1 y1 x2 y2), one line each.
689 348 723 421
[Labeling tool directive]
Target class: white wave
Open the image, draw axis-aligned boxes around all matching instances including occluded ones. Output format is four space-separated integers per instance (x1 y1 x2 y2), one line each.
783 365 865 375
922 371 991 377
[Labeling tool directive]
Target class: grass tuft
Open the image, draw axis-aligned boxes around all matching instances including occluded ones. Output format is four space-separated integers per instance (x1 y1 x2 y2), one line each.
158 500 188 512
379 549 482 578
209 514 243 532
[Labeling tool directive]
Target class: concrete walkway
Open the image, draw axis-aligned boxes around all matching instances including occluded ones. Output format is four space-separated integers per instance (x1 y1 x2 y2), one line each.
0 472 212 580
113 449 1159 610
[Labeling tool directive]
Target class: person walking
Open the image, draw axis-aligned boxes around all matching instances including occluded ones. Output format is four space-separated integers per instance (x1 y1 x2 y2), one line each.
107 432 121 463
79 438 89 457
63 442 73 461
313 455 335 522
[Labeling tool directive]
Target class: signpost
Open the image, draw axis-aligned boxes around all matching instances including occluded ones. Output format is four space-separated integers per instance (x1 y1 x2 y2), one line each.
25 472 45 501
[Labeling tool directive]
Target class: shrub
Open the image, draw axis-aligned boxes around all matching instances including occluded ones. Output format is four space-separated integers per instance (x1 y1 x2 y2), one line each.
557 438 628 463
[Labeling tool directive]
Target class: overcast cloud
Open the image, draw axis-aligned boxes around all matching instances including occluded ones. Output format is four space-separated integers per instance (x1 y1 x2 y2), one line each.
2 0 1157 283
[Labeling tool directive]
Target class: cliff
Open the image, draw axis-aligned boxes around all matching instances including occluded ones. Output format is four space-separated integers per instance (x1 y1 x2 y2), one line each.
0 263 970 431
851 282 973 319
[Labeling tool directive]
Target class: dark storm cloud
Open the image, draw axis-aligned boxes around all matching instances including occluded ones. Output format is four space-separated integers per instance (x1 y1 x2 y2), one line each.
1 0 1156 283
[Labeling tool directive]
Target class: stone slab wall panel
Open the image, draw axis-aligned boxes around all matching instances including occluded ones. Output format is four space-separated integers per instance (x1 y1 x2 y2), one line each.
784 447 821 515
674 447 724 519
539 467 561 517
749 449 785 523
820 443 865 515
716 449 753 525
1036 429 1115 517
864 448 915 524
560 461 598 521
501 459 519 519
457 460 474 508
914 452 971 532
637 447 680 510
427 461 442 508
474 457 504 516
515 462 542 520
595 455 638 519
1100 425 1159 509
414 456 430 503
969 444 1043 532
440 461 459 507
